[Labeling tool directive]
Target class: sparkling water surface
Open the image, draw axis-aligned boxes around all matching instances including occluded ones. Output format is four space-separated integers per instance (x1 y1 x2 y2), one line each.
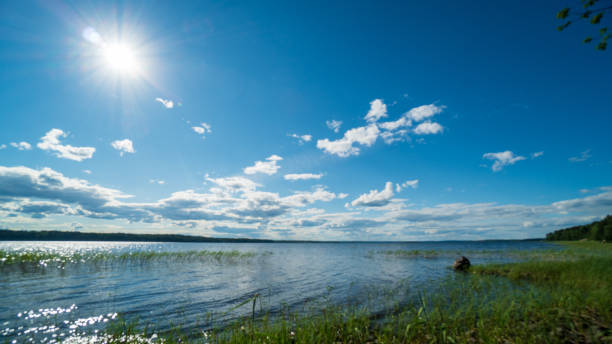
0 240 555 342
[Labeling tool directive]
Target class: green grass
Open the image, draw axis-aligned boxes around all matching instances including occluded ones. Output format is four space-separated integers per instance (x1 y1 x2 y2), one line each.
83 242 612 343
0 249 267 268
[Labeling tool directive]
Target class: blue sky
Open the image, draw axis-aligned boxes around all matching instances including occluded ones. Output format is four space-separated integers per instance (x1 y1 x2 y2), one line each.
1 0 611 240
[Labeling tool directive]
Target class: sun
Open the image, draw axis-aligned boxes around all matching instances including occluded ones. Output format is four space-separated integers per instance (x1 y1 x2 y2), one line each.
81 26 150 85
102 43 139 76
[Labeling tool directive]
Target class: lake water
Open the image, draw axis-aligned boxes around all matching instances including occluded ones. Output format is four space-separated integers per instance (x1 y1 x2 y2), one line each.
0 240 555 342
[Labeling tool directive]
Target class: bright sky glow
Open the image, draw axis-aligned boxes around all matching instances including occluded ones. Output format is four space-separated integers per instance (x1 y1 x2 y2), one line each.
102 43 139 75
0 1 610 241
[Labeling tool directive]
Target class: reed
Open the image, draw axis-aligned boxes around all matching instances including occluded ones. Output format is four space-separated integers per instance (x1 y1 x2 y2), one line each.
0 249 267 268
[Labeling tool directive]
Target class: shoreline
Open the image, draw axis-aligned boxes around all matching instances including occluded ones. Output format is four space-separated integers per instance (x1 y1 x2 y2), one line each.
0 228 544 244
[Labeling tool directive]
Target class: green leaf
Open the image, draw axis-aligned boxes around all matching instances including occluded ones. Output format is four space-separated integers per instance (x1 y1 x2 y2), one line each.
584 37 593 43
591 13 603 24
557 21 572 31
557 8 570 19
600 27 608 35
596 41 607 50
582 10 591 18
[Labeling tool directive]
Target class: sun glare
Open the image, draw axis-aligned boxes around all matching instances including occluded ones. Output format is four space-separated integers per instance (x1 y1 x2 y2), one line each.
102 43 139 76
81 27 147 80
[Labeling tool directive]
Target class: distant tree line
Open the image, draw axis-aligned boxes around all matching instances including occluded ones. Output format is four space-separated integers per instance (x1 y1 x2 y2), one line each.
0 229 277 243
546 215 612 241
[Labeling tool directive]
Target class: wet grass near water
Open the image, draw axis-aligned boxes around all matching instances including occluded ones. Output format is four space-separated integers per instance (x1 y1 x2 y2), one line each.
0 249 267 269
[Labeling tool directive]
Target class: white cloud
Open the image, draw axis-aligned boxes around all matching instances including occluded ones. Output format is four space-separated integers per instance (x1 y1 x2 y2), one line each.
483 151 526 172
289 134 312 144
0 165 136 220
155 98 174 109
316 124 379 157
37 129 95 161
82 27 102 44
0 144 7 150
364 99 388 123
351 181 394 207
405 104 445 122
378 104 444 132
396 179 419 192
149 179 165 185
243 155 283 175
326 120 342 133
317 102 446 157
379 117 412 131
192 122 212 138
10 142 32 151
531 151 544 159
83 170 92 175
284 173 323 181
282 188 337 207
1 164 611 241
380 129 410 144
111 139 135 156
569 150 591 163
206 176 260 193
413 121 443 135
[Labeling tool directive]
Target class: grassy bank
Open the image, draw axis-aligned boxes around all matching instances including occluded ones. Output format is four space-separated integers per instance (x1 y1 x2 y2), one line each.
84 242 611 343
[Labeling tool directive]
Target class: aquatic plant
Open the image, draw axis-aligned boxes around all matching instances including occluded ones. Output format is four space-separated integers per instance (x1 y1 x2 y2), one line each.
0 249 268 269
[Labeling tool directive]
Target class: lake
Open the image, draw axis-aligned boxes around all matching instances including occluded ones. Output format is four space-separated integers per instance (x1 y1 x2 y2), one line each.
0 240 555 343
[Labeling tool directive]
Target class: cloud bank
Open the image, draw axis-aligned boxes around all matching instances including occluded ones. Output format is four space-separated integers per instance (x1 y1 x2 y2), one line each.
0 165 610 241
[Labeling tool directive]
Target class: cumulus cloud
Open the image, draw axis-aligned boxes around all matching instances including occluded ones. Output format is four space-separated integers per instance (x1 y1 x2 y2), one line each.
552 190 612 213
317 124 379 157
149 179 165 185
317 101 445 157
1 165 611 241
351 181 394 207
326 120 342 133
111 139 135 156
83 170 92 174
531 151 544 159
282 188 337 207
37 129 95 161
10 142 32 150
155 98 174 109
192 122 212 137
18 201 73 218
0 165 142 221
206 176 260 193
289 134 312 144
364 99 388 123
483 151 526 172
243 155 283 175
0 144 6 150
569 150 591 163
396 179 419 192
379 117 411 132
413 121 443 135
405 104 445 122
284 173 323 181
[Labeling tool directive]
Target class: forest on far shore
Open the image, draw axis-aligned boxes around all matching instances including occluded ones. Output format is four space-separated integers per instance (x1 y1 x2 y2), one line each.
546 215 612 241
